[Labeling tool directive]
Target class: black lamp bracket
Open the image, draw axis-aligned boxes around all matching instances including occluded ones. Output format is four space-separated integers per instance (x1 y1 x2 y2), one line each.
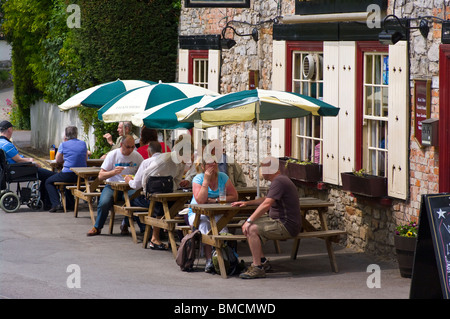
383 14 447 38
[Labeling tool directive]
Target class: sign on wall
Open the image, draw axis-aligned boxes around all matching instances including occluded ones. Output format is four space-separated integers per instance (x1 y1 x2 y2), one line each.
295 0 387 15
185 0 250 8
413 79 431 148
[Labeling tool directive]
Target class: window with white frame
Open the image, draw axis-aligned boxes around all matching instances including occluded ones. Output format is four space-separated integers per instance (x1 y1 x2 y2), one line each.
362 52 388 177
193 58 209 89
291 51 324 163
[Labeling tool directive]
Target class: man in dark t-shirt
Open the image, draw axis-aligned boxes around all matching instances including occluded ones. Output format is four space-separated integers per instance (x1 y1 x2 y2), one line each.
232 156 301 279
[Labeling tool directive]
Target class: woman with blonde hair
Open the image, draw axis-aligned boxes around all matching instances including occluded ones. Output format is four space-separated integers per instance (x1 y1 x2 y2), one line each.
187 153 238 273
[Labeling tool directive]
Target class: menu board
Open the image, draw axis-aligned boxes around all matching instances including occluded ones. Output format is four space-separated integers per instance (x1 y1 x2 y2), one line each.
410 194 450 299
413 79 431 147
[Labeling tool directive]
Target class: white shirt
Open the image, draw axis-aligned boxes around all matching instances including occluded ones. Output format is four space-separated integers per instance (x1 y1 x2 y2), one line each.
132 152 185 192
101 148 144 182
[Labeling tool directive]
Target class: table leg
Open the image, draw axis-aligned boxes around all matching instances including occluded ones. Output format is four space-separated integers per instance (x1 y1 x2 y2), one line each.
209 215 228 278
142 200 155 249
318 208 338 272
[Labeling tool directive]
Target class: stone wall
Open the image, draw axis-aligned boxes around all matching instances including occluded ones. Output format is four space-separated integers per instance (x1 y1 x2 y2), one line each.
179 0 443 258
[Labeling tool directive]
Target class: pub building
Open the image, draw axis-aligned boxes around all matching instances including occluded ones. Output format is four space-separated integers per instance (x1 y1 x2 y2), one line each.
178 0 449 259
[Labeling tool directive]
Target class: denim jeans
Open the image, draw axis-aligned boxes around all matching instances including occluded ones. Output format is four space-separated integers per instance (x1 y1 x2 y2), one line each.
94 185 137 230
45 172 78 208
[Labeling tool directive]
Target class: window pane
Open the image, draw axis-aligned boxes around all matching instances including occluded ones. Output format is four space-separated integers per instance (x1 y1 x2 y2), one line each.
294 53 301 80
382 87 388 117
374 55 382 85
365 86 373 116
363 52 388 177
365 55 373 84
291 50 323 162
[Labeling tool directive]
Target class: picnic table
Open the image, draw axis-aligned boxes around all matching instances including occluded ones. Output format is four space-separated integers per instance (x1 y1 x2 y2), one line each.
46 158 104 172
106 181 146 244
187 196 346 278
142 191 193 257
70 167 103 224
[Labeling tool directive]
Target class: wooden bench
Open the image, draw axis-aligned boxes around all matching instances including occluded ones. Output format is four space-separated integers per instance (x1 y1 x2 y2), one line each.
210 228 347 273
53 182 77 213
109 205 149 243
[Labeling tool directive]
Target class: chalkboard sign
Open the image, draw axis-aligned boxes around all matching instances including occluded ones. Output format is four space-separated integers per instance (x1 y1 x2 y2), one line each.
410 194 450 299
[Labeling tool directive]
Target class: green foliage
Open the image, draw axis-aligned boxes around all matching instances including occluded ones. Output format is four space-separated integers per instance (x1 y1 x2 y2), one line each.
395 221 418 238
2 0 181 151
78 106 118 158
75 0 180 84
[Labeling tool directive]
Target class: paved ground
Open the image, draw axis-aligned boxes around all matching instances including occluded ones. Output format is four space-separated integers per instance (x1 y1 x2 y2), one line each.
0 134 412 301
0 197 411 300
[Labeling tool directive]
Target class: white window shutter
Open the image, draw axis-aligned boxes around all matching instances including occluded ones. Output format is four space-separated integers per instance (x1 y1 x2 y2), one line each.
178 49 189 83
271 40 286 158
337 42 357 184
208 50 220 93
322 42 340 185
387 41 409 200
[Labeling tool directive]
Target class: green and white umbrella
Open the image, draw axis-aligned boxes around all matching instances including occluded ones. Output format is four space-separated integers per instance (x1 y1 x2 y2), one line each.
176 89 340 196
58 79 156 110
176 89 340 126
98 83 217 123
131 95 211 130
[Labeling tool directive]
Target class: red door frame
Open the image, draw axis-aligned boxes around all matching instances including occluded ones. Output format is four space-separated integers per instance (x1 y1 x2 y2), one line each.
284 41 324 157
355 41 388 170
439 45 450 192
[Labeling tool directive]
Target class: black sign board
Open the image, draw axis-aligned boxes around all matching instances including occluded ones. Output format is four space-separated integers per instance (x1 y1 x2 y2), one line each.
295 0 387 15
410 194 450 299
185 0 250 8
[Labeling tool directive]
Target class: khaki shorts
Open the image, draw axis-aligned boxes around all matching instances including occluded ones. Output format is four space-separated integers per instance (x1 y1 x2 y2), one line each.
254 215 292 244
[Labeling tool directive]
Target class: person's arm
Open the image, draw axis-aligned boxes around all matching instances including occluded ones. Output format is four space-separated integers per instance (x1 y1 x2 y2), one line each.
224 179 238 202
98 166 125 181
241 197 275 236
10 154 41 167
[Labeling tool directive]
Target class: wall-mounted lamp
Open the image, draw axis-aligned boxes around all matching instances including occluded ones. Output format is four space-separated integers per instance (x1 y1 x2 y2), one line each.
379 29 403 45
220 38 237 49
220 21 259 50
379 14 444 45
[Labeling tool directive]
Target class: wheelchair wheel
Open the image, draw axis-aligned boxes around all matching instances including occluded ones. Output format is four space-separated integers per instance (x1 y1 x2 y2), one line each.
0 192 20 213
30 199 43 210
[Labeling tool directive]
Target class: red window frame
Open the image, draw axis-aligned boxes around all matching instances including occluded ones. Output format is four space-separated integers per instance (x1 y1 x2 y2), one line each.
355 41 388 171
285 41 324 157
188 50 208 85
439 45 450 192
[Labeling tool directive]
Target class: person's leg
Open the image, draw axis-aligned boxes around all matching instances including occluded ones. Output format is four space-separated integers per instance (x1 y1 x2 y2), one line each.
45 173 63 210
247 224 264 266
45 172 77 212
37 168 55 210
88 185 114 235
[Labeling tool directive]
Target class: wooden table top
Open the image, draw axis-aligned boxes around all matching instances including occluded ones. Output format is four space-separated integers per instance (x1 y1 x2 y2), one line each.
70 166 102 177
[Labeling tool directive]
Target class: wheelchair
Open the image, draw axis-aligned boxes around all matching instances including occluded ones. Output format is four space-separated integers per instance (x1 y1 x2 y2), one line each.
0 150 43 213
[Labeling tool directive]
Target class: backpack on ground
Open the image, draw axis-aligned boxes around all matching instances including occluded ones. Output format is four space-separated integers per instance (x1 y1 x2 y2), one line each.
175 229 201 272
212 243 245 276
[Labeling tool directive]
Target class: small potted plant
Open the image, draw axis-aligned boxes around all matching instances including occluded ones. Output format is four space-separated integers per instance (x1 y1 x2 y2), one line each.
341 169 387 197
279 157 322 182
394 221 418 278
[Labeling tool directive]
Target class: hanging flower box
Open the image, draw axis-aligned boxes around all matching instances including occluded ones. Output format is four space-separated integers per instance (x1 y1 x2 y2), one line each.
341 171 387 197
279 157 322 183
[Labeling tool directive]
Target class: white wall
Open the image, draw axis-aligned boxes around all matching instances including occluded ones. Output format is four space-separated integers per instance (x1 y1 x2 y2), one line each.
30 99 96 152
0 41 12 61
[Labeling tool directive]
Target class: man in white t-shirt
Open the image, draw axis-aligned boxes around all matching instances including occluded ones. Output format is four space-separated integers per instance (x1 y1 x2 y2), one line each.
87 135 143 236
123 137 191 249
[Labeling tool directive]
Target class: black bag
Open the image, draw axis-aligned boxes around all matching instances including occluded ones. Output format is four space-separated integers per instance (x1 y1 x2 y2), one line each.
145 176 174 216
145 175 173 197
175 229 201 272
212 243 245 276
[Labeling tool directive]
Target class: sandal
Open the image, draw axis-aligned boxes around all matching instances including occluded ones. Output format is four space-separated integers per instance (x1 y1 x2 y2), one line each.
149 241 167 250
